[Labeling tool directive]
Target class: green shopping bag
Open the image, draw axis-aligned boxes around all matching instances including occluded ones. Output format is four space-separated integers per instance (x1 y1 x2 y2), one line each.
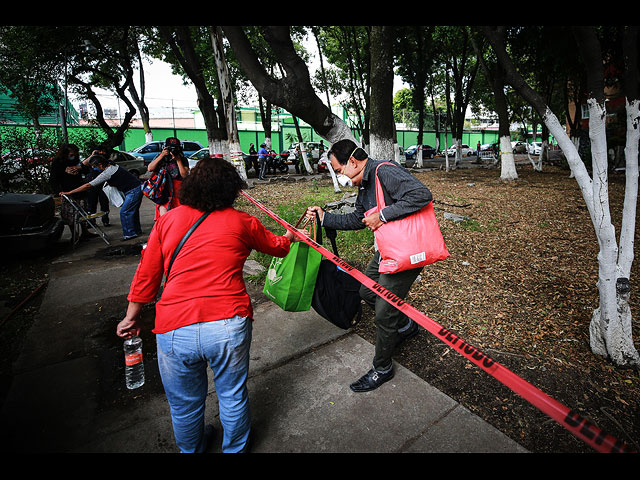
263 213 322 312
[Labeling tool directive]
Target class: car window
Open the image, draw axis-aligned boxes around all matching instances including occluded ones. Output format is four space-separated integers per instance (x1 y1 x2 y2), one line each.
141 143 160 153
183 142 199 151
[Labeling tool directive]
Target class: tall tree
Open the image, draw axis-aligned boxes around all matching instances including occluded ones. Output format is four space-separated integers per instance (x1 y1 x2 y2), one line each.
369 26 396 160
481 25 640 367
156 26 227 157
438 26 479 167
210 26 247 180
395 26 435 167
221 26 357 146
66 26 138 149
471 30 517 180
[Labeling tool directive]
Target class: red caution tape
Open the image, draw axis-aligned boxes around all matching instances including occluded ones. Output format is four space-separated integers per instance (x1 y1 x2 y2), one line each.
240 189 634 453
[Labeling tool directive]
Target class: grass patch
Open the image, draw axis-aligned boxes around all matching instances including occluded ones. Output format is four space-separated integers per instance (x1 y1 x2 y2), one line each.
237 183 375 274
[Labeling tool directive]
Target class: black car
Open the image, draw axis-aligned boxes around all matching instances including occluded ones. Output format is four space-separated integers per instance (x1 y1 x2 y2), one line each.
405 144 437 161
0 192 64 252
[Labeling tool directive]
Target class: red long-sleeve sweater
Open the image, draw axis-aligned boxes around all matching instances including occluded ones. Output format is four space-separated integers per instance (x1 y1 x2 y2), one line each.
128 204 291 334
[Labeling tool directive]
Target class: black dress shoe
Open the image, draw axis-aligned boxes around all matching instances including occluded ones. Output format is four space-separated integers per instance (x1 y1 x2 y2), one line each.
349 367 395 393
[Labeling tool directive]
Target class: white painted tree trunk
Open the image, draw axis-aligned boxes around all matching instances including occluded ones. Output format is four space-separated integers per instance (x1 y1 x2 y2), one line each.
394 142 401 164
543 100 639 367
415 144 424 168
228 140 247 182
453 137 461 166
370 133 396 164
444 136 450 172
145 132 153 143
526 143 542 172
499 135 518 181
210 27 247 182
321 153 342 193
298 142 313 174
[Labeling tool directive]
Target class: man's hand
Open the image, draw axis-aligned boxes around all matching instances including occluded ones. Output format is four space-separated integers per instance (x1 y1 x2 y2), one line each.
362 211 384 231
306 206 324 222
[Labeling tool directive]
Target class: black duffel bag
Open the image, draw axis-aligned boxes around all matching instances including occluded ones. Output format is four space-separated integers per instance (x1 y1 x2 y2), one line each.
311 216 362 330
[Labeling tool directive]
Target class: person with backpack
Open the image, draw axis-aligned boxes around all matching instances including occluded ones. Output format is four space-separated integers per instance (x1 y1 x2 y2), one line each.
59 154 143 242
147 137 190 219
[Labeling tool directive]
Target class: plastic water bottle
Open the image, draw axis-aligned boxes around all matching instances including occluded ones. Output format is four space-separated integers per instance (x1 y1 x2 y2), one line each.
123 335 145 389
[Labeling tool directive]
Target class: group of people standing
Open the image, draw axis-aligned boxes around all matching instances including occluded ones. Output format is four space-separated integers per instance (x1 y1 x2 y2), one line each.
53 137 190 242
112 137 432 454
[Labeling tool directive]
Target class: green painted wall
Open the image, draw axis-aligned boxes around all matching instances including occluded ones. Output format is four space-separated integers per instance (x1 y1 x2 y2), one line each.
1 122 501 156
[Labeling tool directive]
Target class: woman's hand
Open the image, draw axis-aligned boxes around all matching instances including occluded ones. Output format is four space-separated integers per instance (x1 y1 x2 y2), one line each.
116 302 143 338
284 228 310 242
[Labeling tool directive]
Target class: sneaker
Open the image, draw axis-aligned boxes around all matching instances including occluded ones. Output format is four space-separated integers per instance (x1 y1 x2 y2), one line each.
120 235 138 242
349 367 395 393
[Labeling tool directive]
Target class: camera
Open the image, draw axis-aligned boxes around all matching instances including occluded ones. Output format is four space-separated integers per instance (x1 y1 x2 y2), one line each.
165 137 182 154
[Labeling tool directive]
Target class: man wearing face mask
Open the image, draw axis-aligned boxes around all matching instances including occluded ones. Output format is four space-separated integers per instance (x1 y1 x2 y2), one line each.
306 138 432 392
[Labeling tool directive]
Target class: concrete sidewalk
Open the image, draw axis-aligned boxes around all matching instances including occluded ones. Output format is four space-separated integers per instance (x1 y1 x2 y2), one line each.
0 177 528 453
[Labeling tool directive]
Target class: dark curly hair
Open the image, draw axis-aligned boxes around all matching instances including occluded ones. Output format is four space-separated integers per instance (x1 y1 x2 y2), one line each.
178 156 245 211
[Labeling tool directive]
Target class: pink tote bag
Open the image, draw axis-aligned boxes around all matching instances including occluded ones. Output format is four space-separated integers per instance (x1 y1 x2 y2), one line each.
364 162 450 274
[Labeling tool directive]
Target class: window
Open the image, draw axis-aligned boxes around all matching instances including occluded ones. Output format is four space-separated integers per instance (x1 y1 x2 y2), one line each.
581 104 590 119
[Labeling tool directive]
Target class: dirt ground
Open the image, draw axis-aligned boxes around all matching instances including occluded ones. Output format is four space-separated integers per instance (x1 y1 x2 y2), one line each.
1 159 639 454
355 163 640 454
246 161 640 454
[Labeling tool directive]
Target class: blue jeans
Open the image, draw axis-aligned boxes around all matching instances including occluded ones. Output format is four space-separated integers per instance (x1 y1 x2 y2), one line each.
156 316 252 453
120 186 143 239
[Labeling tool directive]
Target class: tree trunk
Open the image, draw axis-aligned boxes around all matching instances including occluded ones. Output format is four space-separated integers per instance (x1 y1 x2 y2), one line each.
159 26 226 157
482 25 640 367
210 27 247 181
292 115 313 174
221 26 357 147
369 26 396 161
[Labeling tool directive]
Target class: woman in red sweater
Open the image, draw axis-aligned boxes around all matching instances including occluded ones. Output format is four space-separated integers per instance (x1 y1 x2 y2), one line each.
116 156 302 453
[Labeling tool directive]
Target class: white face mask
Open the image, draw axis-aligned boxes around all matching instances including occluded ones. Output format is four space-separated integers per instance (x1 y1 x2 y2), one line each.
336 159 355 187
337 174 353 187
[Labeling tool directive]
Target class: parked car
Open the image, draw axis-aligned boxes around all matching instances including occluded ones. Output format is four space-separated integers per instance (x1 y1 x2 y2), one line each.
445 144 473 156
511 141 527 154
405 145 437 161
110 151 146 178
187 147 211 169
129 140 204 165
0 192 64 252
528 142 542 155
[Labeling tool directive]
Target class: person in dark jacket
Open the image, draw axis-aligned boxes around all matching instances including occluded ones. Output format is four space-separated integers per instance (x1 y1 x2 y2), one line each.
49 143 98 241
306 139 433 393
60 155 143 242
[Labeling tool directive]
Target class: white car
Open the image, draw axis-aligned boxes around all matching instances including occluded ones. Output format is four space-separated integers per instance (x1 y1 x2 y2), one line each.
445 144 473 156
528 142 542 155
187 148 210 168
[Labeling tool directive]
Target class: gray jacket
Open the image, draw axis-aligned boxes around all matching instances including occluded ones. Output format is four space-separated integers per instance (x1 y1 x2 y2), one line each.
323 159 432 231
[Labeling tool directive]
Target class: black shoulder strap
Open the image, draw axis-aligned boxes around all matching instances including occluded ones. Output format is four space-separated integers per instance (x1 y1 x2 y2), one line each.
315 210 339 256
165 211 210 285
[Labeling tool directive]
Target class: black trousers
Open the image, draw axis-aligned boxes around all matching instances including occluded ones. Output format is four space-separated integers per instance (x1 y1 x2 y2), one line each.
359 251 422 371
